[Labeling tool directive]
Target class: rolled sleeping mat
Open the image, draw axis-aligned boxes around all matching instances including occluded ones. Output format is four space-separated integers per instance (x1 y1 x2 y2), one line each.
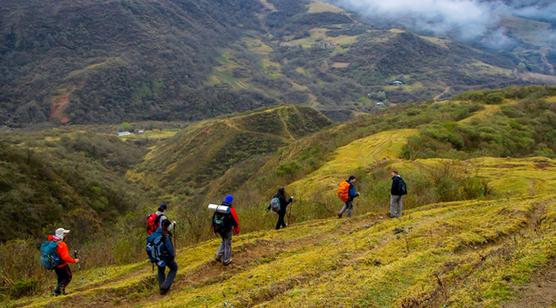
208 204 230 214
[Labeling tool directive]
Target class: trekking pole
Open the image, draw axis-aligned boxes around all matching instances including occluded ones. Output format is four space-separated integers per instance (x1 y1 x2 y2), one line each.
74 250 81 270
288 197 293 225
173 223 177 251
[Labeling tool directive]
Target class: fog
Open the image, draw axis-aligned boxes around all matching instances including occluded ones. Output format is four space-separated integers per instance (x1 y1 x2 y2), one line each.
333 0 556 48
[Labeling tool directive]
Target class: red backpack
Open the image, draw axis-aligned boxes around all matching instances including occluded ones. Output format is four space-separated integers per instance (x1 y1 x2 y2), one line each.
146 213 162 235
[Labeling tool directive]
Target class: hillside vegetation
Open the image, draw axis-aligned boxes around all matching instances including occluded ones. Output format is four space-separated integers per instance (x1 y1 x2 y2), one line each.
2 87 556 306
3 0 556 126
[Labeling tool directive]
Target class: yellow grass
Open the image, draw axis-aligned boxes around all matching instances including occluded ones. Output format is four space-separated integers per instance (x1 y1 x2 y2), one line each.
308 1 344 13
288 129 417 197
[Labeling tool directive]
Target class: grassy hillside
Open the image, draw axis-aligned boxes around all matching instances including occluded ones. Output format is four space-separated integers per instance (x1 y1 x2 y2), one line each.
9 157 556 307
3 87 556 305
0 129 149 242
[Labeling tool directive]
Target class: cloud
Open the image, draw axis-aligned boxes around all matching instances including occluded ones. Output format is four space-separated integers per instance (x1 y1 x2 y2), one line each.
333 0 555 48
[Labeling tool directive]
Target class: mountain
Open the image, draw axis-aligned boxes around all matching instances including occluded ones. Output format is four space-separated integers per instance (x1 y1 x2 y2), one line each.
2 0 555 126
0 0 270 126
4 86 556 307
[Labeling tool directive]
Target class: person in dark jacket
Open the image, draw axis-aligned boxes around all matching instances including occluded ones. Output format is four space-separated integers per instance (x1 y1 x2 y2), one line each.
214 194 240 266
155 219 178 295
390 170 407 218
268 187 293 230
338 176 360 218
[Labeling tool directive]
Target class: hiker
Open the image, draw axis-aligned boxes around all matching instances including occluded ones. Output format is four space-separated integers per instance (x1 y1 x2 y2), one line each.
147 202 176 235
268 187 294 230
337 175 360 218
147 219 178 295
45 228 80 296
212 194 240 266
389 170 408 218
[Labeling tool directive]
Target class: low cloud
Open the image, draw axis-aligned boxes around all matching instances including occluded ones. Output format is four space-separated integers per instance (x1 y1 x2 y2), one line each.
333 0 556 48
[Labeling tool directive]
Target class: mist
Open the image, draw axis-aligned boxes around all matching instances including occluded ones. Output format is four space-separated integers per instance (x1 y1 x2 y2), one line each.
333 0 556 48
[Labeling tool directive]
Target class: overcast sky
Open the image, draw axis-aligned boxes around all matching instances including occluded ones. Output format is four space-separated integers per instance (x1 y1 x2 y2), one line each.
333 0 556 48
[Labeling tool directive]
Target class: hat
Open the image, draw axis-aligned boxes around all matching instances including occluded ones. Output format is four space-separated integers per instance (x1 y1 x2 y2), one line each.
223 194 234 205
158 202 168 212
55 228 71 240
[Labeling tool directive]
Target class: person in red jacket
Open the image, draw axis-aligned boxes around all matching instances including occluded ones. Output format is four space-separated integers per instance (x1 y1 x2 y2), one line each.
48 228 79 296
213 194 240 266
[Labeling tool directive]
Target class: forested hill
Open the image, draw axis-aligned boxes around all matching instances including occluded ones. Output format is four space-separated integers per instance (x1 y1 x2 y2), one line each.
0 0 269 125
2 0 556 126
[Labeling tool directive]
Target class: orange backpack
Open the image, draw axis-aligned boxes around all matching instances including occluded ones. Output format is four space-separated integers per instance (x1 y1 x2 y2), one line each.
337 180 350 202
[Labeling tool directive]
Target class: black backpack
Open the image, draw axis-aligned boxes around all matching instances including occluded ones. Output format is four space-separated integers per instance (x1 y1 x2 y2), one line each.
399 177 408 195
212 212 232 235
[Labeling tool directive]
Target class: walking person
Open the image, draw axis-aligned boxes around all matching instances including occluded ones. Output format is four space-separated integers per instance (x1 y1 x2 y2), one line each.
268 187 294 230
389 170 408 218
151 219 178 295
45 228 80 296
212 194 240 266
337 175 360 218
146 202 176 235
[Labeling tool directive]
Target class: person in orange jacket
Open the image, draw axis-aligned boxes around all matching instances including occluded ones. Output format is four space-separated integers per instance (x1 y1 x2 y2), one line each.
212 194 240 266
48 228 79 296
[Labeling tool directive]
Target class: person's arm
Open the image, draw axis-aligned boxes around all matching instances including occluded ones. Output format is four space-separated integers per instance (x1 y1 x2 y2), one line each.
349 184 359 199
230 208 240 235
165 235 176 258
57 242 77 264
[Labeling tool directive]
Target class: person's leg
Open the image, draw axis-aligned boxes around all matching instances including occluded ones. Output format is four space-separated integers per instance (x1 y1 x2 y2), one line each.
389 195 397 217
160 260 178 293
223 231 233 265
157 265 166 289
53 267 63 295
216 233 225 262
277 212 286 229
54 265 72 295
392 195 402 217
63 265 72 294
275 214 283 230
338 203 347 217
346 200 354 217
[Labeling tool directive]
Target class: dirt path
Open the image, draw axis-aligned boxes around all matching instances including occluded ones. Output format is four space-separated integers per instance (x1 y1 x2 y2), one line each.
434 86 451 101
505 259 556 308
46 215 384 307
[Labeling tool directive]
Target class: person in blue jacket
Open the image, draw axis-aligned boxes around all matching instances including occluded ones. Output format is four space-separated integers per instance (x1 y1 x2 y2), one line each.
150 219 178 295
338 175 360 218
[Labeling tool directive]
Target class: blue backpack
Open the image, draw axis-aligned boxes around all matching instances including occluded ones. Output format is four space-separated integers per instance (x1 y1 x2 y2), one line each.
146 232 167 267
40 241 61 270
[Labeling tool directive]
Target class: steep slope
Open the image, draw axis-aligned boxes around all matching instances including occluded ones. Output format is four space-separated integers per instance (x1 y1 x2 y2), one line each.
9 155 556 307
132 105 331 203
3 0 555 126
0 0 269 126
0 129 148 242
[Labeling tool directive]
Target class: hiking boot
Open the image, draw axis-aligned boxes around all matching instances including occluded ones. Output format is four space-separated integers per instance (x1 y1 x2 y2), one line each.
52 289 61 297
215 256 222 263
223 259 232 266
160 288 169 295
338 214 342 219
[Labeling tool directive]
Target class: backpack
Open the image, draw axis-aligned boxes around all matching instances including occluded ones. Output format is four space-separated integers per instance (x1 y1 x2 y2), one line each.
146 213 162 235
337 180 350 202
399 177 408 195
146 232 168 267
270 197 281 213
40 241 61 270
212 212 232 235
